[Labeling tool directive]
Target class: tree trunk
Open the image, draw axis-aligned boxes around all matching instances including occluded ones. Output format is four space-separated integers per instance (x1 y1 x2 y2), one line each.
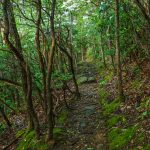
108 26 116 72
100 33 106 68
35 0 47 114
115 0 124 101
47 0 56 141
58 45 80 98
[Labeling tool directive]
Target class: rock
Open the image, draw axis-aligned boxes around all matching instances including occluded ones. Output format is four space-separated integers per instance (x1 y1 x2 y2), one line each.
77 76 96 84
68 137 79 145
84 106 95 110
88 77 97 83
83 106 96 116
80 121 87 128
77 76 88 84
126 106 132 109
87 148 94 150
97 144 104 150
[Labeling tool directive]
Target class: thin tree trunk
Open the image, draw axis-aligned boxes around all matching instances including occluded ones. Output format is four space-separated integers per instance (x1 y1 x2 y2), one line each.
100 33 106 68
47 0 56 141
35 0 47 114
115 0 124 101
0 107 11 127
108 26 116 72
58 45 80 98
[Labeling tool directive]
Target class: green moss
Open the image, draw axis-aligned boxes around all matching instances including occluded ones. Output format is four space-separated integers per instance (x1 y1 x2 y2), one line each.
137 132 145 143
99 86 120 116
57 109 68 124
87 148 94 150
99 80 107 88
107 115 126 128
77 76 88 84
53 127 64 137
130 80 141 90
104 71 114 82
133 66 141 76
139 96 150 109
143 144 150 150
0 122 6 133
99 70 113 88
17 130 48 150
99 88 108 105
108 126 137 150
103 100 120 116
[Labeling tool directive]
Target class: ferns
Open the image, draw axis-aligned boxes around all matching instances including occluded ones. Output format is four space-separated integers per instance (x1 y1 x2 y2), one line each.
16 130 48 150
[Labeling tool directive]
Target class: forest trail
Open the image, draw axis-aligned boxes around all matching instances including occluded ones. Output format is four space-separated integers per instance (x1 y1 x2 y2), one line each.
54 62 108 150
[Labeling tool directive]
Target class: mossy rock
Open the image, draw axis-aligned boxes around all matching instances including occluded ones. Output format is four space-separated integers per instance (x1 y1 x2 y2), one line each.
77 76 88 84
88 77 97 83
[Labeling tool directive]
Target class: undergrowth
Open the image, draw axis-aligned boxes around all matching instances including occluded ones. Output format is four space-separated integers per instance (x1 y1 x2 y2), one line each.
16 108 69 149
54 108 68 138
98 67 138 150
107 115 126 128
57 109 68 125
17 130 48 150
108 126 137 150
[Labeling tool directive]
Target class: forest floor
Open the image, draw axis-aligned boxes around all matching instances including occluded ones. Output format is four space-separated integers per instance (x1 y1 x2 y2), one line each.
53 62 108 150
0 61 149 150
53 61 150 150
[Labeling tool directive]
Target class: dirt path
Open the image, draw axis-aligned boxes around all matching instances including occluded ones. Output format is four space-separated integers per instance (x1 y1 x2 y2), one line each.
53 63 107 150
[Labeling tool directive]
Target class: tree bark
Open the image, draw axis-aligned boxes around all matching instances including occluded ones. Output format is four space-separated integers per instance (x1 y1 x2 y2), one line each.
47 0 56 141
35 0 47 114
115 0 124 101
108 26 116 72
100 33 106 68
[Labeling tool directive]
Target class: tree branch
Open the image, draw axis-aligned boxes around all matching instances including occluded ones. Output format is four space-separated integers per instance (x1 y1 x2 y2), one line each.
0 77 22 88
134 0 150 25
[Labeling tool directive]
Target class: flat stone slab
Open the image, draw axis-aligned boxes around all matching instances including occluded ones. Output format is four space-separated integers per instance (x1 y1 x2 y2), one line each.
83 106 96 116
77 76 97 84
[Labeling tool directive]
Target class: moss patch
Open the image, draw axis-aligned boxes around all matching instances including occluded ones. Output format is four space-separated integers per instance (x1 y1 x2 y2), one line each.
108 126 137 150
103 99 120 116
107 115 126 128
130 79 141 90
99 88 108 105
53 127 64 137
143 144 150 150
57 109 68 125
